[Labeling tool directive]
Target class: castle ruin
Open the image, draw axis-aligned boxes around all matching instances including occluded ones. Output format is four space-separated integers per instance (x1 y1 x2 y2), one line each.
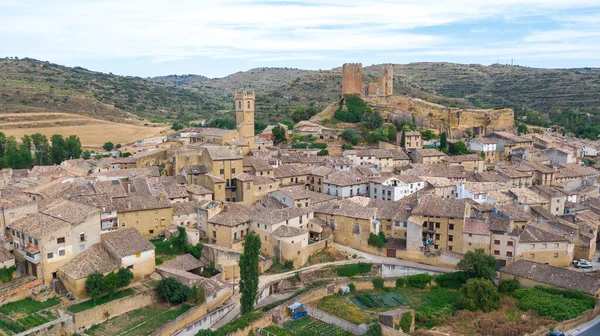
342 63 394 97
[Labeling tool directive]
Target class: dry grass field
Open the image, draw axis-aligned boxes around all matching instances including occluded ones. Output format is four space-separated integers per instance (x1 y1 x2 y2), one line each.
0 112 169 148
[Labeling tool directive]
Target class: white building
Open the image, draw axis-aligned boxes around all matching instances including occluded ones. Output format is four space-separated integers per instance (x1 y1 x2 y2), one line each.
323 171 368 198
456 182 507 204
369 176 425 201
468 138 497 153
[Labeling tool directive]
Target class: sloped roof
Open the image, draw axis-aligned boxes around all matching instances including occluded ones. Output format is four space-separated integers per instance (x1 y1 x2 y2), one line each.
101 228 155 257
160 254 204 272
272 225 307 237
519 224 568 243
411 195 468 218
500 259 600 295
58 243 120 279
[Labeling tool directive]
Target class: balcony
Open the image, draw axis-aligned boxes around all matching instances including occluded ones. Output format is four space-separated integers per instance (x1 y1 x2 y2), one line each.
25 247 41 264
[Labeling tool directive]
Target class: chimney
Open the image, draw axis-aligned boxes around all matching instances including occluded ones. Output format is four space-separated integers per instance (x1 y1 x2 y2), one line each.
128 201 131 210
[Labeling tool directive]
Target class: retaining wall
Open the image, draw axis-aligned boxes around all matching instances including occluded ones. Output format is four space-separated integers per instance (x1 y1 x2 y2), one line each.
73 290 157 329
304 305 367 335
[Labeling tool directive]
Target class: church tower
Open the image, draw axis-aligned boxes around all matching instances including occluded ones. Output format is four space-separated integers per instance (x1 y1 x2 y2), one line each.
234 89 255 149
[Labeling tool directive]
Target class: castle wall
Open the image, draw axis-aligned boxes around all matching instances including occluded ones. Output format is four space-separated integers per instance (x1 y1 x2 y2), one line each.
342 63 363 96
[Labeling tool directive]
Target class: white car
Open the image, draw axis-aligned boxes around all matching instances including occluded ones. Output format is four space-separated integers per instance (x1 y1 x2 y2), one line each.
573 259 593 269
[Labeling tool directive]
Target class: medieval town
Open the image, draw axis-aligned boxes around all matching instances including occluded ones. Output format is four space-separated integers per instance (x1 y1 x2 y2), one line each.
0 63 599 336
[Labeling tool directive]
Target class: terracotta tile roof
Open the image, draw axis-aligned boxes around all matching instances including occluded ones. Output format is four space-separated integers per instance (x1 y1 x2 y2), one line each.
147 178 188 199
494 204 534 222
500 259 600 295
182 165 208 174
255 205 313 225
160 254 203 272
314 200 377 220
411 195 468 218
307 165 335 177
8 212 69 239
420 176 455 187
274 187 339 204
199 277 228 298
464 218 490 235
402 163 466 179
519 224 568 243
69 194 116 212
208 203 255 226
90 167 160 179
0 192 36 209
274 165 310 179
101 227 155 257
461 182 507 194
184 127 235 137
496 166 532 179
488 131 530 143
364 198 412 221
442 154 483 163
185 184 213 195
92 180 127 198
323 171 367 186
112 196 172 213
272 225 307 237
243 157 273 171
509 188 549 204
40 199 99 224
0 245 15 263
412 148 447 157
473 171 509 183
58 243 120 279
172 201 199 216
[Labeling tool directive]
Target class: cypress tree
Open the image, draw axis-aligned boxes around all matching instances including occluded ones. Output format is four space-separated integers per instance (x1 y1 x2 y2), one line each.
239 233 261 314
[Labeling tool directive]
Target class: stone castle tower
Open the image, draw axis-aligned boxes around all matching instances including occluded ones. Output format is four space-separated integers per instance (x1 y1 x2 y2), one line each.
342 63 363 97
234 89 255 149
383 64 394 95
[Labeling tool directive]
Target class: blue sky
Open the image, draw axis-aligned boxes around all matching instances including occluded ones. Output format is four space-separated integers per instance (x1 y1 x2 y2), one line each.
1 0 599 78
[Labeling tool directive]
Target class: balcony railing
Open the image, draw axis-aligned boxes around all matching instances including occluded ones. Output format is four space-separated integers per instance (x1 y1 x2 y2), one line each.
25 248 41 264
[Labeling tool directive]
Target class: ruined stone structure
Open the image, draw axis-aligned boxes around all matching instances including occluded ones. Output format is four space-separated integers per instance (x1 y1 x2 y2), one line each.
364 64 394 96
342 63 363 97
234 89 256 149
342 63 394 97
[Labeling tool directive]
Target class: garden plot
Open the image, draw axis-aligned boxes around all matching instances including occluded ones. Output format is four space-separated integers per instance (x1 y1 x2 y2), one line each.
351 292 410 309
281 316 353 336
0 298 61 335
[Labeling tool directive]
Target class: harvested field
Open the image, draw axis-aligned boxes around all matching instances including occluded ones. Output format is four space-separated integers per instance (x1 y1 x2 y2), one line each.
0 112 169 148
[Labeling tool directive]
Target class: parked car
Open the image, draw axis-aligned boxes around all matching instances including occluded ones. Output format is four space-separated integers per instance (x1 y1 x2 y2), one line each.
547 331 565 336
573 259 593 269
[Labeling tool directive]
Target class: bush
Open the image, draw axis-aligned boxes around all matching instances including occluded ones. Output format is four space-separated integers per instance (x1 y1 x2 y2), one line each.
498 278 520 294
407 274 432 289
316 149 329 156
457 278 500 312
372 277 384 289
342 144 354 150
341 129 360 145
348 283 356 292
283 260 294 270
335 263 372 277
368 232 386 248
364 323 382 336
435 271 466 289
0 266 15 283
309 143 327 149
512 287 594 321
292 143 309 148
156 278 192 304
399 311 412 332
214 311 264 336
395 277 406 288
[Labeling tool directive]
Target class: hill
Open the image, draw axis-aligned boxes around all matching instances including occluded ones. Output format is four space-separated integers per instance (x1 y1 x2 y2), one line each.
0 58 227 123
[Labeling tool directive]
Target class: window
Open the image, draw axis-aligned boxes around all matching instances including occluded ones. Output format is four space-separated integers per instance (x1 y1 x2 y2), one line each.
13 242 19 249
238 101 241 109
149 230 154 234
494 250 500 255
542 243 547 249
435 234 440 240
247 101 251 109
246 183 250 190
435 222 440 229
58 248 66 257
494 240 500 245
136 253 141 258
529 253 535 258
468 234 472 237
128 265 134 269
80 244 86 251
506 251 513 257
554 252 559 258
212 231 216 238
507 241 514 246
57 237 65 244
47 252 54 259
231 168 236 174
80 233 85 242
353 223 360 234
530 244 535 249
219 169 224 174
434 244 439 250
448 235 453 242
449 224 454 230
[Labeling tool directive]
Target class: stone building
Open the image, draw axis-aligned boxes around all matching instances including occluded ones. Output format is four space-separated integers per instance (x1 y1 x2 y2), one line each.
342 63 394 97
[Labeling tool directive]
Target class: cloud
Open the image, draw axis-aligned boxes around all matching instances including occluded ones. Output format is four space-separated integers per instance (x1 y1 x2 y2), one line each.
0 0 599 74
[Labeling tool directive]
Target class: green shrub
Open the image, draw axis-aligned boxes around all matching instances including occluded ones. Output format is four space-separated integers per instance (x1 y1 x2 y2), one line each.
396 277 406 288
342 144 354 150
372 277 384 289
316 149 329 156
399 311 412 332
309 143 327 149
367 232 386 248
349 283 356 292
435 272 466 289
512 287 594 321
0 266 16 283
156 278 192 304
414 288 459 328
457 278 500 312
365 323 382 336
292 143 309 148
407 274 432 289
213 311 263 336
498 279 520 294
335 263 372 277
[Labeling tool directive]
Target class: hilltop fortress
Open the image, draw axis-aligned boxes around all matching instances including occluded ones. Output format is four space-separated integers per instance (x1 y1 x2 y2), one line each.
340 63 514 137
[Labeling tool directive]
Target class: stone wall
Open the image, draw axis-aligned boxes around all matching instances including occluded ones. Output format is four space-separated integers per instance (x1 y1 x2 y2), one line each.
0 278 43 304
73 290 157 329
151 287 232 336
342 63 363 97
173 304 234 336
381 324 410 336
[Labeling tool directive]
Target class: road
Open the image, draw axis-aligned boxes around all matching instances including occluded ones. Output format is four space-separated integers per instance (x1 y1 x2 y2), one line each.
211 244 454 329
568 315 600 336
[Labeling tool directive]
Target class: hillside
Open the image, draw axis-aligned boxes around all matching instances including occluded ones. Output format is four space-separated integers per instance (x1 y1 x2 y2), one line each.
0 58 227 123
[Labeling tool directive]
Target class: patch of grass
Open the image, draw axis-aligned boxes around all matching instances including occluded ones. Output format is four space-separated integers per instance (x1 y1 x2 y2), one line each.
150 239 185 256
68 288 135 313
334 263 372 277
262 280 329 312
264 325 294 336
316 294 379 324
0 298 60 318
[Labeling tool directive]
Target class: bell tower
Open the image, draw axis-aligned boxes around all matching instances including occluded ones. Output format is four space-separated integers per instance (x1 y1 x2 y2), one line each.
234 89 255 149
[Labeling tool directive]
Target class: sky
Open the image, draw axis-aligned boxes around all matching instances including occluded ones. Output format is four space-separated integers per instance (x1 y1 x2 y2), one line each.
1 0 599 78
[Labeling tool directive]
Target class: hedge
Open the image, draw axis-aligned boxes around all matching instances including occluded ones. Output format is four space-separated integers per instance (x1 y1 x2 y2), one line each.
399 311 412 332
335 263 372 277
372 278 384 289
435 271 466 289
309 143 327 149
406 274 433 289
214 311 264 336
396 277 406 288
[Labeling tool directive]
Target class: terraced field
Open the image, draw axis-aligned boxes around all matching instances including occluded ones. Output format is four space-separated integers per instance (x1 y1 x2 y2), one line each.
0 112 169 148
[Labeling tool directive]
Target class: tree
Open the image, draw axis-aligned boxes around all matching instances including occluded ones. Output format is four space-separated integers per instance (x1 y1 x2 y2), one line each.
280 120 294 130
499 278 520 294
420 129 437 140
317 149 329 156
449 141 469 155
368 232 386 248
254 120 267 135
341 129 360 145
480 151 486 159
31 133 51 165
172 122 184 131
361 110 384 130
342 144 354 150
239 232 261 314
517 123 529 135
196 329 216 336
66 135 82 159
272 126 287 145
156 278 191 304
104 272 119 298
189 284 206 304
103 142 114 152
365 323 382 336
372 277 384 289
457 248 497 281
457 278 501 312
115 143 122 149
50 134 67 164
439 132 447 152
82 150 91 160
4 136 32 169
400 130 406 148
116 267 134 288
85 272 105 303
